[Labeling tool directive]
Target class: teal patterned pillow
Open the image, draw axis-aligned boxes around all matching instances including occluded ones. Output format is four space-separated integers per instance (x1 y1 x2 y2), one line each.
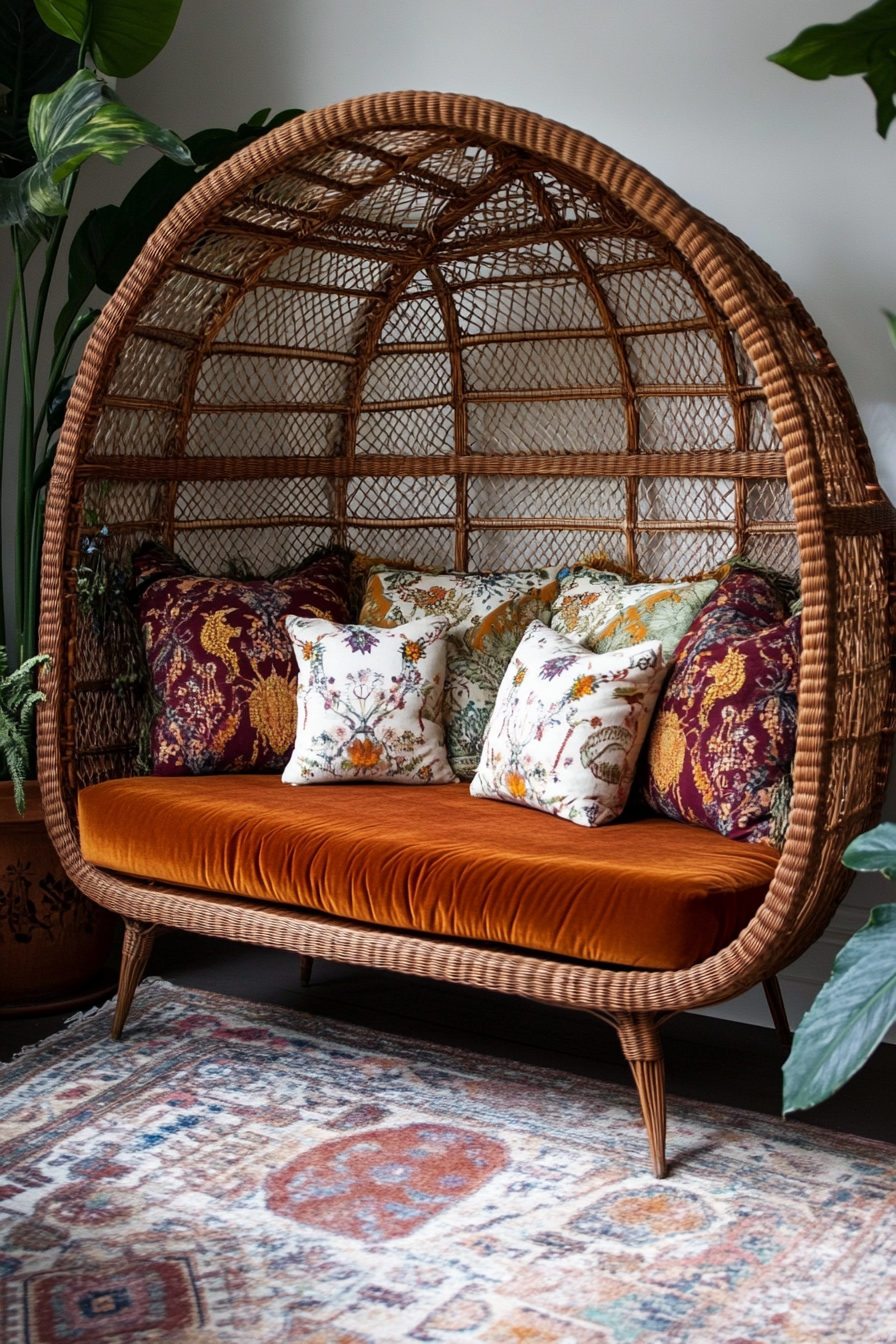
551 567 717 661
360 566 561 778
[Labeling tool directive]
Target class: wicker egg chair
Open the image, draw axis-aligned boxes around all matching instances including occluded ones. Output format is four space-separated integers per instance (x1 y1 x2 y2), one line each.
38 92 896 1177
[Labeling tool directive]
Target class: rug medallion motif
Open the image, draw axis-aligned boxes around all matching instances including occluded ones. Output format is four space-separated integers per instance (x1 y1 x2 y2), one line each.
0 981 893 1342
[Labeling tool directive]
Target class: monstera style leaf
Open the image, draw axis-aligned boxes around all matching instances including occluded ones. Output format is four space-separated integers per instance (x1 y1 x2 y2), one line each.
842 820 896 878
34 0 184 78
768 0 896 137
0 69 191 233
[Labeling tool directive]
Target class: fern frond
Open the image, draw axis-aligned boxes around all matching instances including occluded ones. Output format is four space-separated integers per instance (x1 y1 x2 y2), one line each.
0 651 51 815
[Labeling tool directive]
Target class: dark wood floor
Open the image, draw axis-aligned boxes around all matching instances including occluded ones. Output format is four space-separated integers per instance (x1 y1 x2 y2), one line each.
2 928 894 1145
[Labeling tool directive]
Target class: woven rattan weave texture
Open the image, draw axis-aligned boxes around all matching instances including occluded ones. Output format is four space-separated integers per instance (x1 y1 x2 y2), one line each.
37 93 896 1175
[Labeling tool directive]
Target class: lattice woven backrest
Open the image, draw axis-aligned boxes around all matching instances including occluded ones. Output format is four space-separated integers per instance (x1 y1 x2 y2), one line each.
82 122 803 585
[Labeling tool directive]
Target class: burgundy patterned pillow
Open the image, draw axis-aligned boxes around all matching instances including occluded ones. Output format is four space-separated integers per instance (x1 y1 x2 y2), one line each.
644 570 800 845
136 548 351 775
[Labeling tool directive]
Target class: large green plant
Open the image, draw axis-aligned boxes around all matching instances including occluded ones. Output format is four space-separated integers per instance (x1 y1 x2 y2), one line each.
0 0 300 809
783 828 896 1113
0 0 191 678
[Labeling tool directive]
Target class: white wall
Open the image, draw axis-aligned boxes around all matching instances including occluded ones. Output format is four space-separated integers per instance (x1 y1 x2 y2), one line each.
11 0 896 1033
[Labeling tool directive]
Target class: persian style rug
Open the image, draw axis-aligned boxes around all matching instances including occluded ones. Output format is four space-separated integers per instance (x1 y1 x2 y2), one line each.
0 983 894 1343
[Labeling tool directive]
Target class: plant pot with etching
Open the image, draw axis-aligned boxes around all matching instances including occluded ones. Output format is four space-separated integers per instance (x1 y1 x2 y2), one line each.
0 781 116 1014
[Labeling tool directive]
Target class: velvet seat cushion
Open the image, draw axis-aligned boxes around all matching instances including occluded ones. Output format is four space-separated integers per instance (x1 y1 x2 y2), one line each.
78 778 779 971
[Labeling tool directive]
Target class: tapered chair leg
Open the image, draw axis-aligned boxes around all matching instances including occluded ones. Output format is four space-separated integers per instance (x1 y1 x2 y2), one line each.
111 919 160 1040
616 1011 668 1178
762 975 792 1049
299 954 314 987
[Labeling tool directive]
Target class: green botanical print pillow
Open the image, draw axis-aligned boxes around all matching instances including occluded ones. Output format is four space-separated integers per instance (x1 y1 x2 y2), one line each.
551 567 717 661
360 567 561 779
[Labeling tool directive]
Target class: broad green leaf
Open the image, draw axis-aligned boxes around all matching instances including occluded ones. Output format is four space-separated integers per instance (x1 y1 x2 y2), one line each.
842 820 896 878
45 371 75 434
54 204 116 344
0 0 79 176
34 0 184 78
0 69 191 231
783 903 896 1112
768 0 896 137
884 308 896 350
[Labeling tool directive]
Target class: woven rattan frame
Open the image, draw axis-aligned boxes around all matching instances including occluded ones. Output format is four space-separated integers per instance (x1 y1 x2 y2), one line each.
37 93 896 1175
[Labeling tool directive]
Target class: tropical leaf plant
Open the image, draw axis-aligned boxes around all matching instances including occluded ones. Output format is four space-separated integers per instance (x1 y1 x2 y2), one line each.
782 824 896 1113
0 68 191 233
35 0 185 78
0 0 193 811
55 108 300 343
768 0 896 137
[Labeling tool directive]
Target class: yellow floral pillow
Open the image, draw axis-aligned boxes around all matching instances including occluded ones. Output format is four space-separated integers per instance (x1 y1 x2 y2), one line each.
360 567 561 778
550 567 717 661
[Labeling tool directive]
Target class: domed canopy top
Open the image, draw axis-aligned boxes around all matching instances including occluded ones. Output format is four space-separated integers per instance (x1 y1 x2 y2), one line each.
63 90 881 587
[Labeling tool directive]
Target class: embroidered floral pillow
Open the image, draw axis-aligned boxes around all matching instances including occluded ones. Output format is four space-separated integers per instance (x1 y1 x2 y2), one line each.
137 549 352 776
471 622 665 827
644 570 800 845
360 567 561 778
282 615 457 785
551 567 717 661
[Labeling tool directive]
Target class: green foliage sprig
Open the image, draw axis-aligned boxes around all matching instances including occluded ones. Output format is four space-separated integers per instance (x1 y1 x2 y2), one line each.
0 648 50 813
783 825 896 1113
768 0 896 137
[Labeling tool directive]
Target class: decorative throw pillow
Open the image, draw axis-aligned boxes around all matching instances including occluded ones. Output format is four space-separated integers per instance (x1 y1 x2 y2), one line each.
281 615 456 785
644 570 800 845
360 566 561 778
136 547 352 776
471 622 665 827
551 566 718 661
672 565 791 663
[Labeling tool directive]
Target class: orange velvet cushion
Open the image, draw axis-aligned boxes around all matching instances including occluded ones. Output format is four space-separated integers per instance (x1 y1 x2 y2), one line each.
78 777 778 971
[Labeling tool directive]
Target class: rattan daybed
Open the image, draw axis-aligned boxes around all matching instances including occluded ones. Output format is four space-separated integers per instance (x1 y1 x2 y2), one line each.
38 92 896 1178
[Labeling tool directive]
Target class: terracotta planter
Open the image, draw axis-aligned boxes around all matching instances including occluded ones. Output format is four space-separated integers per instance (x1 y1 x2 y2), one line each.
0 780 116 1009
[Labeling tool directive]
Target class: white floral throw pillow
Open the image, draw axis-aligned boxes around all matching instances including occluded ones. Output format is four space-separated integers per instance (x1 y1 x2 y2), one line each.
282 615 457 785
551 567 717 661
360 566 561 779
471 622 665 827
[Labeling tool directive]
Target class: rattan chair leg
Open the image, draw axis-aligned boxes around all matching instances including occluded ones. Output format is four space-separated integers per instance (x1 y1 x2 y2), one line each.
111 919 161 1040
616 1011 668 1178
762 975 793 1050
299 954 314 987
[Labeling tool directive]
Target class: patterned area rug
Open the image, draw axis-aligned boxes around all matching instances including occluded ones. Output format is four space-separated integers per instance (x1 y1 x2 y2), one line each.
1 982 894 1343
